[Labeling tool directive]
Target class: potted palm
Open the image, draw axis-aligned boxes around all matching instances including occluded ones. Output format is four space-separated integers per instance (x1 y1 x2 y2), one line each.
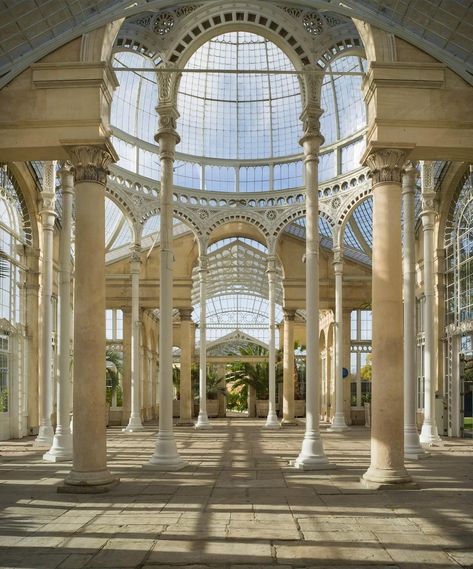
226 344 269 417
105 349 123 426
192 364 226 417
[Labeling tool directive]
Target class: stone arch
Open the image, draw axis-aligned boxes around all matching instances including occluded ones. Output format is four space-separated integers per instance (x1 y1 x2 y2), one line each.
337 186 373 247
351 20 396 64
6 163 40 249
437 163 470 250
272 207 336 244
206 219 270 250
139 205 203 241
205 214 271 245
105 186 139 242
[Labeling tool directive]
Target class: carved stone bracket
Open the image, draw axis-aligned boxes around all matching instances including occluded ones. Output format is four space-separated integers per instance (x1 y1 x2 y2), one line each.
366 149 406 185
67 145 114 186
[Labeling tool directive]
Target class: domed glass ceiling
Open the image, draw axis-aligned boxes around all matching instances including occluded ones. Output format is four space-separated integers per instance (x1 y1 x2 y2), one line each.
178 32 301 160
110 34 367 189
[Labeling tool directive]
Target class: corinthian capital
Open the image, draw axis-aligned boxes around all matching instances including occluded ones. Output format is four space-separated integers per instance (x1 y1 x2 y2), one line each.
366 149 406 185
67 145 114 186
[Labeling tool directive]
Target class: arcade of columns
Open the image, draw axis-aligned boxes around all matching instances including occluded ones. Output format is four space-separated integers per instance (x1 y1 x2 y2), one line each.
0 12 472 492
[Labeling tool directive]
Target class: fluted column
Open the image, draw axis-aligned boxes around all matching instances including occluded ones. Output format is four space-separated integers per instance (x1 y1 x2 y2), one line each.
44 163 73 461
62 145 118 492
124 251 144 431
294 105 330 470
419 161 442 445
265 256 280 429
362 149 411 488
34 161 57 448
328 246 348 432
147 104 187 469
402 163 427 458
178 308 194 426
282 309 296 425
196 254 211 429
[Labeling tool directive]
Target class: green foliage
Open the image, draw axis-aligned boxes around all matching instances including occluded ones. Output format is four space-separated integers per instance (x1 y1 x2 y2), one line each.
0 388 8 412
225 344 270 409
190 363 225 400
105 349 123 406
360 354 372 381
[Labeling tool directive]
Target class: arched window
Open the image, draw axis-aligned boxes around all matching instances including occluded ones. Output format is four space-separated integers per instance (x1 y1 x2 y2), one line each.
445 171 473 326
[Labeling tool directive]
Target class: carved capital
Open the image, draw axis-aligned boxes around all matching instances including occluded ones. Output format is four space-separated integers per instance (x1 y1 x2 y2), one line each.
283 309 296 322
179 308 193 321
130 251 142 266
155 103 180 149
366 149 406 185
299 103 324 151
402 161 417 195
59 161 74 195
67 145 114 186
198 255 209 272
266 256 277 274
332 247 343 268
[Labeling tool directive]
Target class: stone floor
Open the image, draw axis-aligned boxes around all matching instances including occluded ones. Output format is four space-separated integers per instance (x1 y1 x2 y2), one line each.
1 417 472 569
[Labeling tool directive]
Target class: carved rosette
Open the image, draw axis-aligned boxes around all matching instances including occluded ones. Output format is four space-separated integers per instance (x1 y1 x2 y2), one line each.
365 149 406 186
68 146 114 186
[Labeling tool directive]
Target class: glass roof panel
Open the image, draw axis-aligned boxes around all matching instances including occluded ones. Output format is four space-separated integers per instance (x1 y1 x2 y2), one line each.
178 32 302 160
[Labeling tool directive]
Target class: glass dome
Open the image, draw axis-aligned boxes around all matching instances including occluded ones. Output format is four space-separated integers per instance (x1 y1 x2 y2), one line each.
178 32 301 160
110 34 367 190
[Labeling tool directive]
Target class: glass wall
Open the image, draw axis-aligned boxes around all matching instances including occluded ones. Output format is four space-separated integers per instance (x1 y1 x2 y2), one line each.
350 309 372 407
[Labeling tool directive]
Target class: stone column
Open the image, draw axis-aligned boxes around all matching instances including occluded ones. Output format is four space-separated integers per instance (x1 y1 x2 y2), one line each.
121 308 131 426
362 149 411 488
419 161 442 445
44 163 74 461
343 309 352 424
196 254 211 429
265 256 280 429
178 308 194 426
282 309 297 425
62 145 118 492
124 251 144 432
402 163 427 458
34 161 57 448
294 105 330 470
147 104 187 469
328 246 348 431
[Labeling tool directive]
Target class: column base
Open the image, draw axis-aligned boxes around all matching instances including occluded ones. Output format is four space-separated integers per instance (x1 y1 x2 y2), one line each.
419 422 442 445
293 430 332 470
33 425 54 448
43 432 73 462
361 465 413 490
281 418 298 426
195 412 212 429
176 419 195 427
59 468 119 494
146 431 188 471
264 412 280 429
404 427 429 459
327 413 349 432
122 415 144 432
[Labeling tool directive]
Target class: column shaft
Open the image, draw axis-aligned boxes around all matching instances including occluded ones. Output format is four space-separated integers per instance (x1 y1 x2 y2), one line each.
402 164 427 458
294 106 330 470
419 161 442 444
34 161 56 447
147 110 187 469
124 254 144 431
265 258 280 428
282 310 296 424
178 309 194 425
196 255 211 428
44 163 73 461
329 248 348 431
362 149 410 488
62 145 118 492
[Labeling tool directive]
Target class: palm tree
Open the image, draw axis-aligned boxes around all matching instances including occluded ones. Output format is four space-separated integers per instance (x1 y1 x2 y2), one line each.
105 349 123 405
226 344 270 402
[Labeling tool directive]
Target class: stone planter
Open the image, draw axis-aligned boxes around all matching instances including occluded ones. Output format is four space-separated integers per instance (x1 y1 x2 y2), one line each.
294 400 306 417
206 399 219 418
256 399 269 418
172 399 180 418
